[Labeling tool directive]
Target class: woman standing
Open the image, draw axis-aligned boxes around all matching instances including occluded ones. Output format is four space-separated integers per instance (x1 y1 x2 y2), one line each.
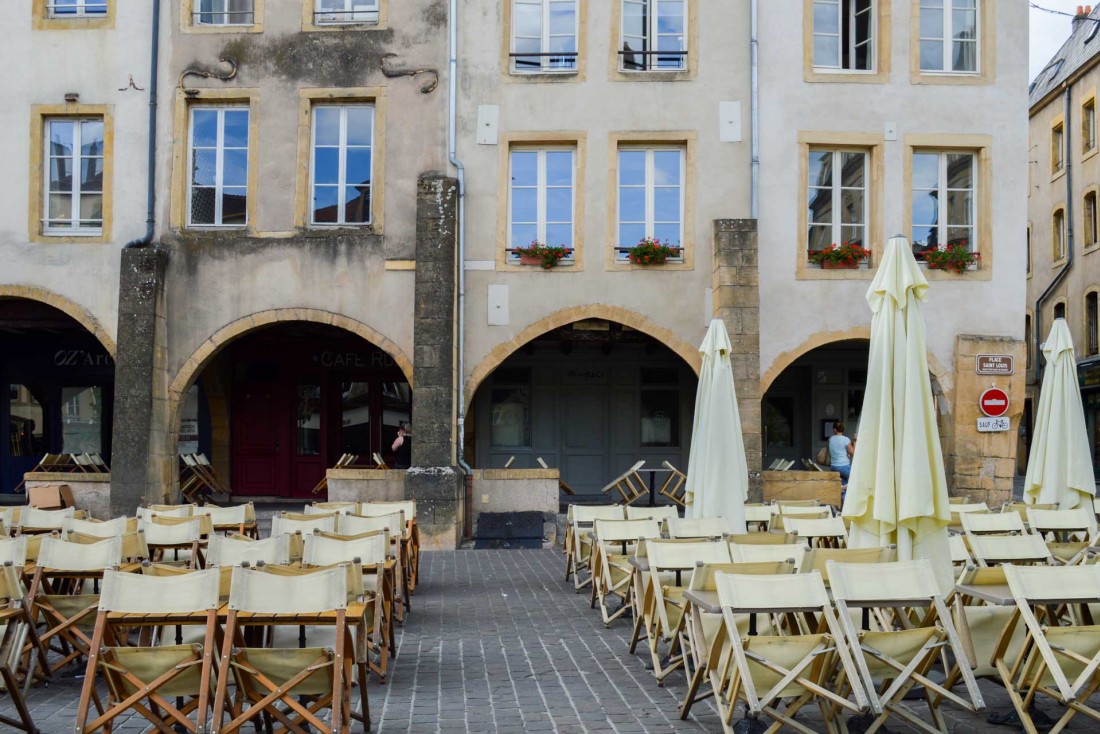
392 422 412 469
828 422 855 487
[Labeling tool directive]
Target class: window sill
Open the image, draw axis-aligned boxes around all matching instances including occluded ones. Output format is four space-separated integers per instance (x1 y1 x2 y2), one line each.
505 70 583 84
910 70 991 86
610 68 693 83
304 19 384 32
1051 169 1067 184
1083 243 1100 255
186 23 263 34
1052 257 1068 268
35 230 108 244
498 261 579 273
607 260 691 272
1084 147 1099 164
35 15 113 30
804 68 888 85
305 224 380 235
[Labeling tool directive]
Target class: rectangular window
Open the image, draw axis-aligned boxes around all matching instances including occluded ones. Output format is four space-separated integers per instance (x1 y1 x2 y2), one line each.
617 147 684 261
812 0 875 71
640 368 679 447
195 0 254 25
188 106 249 227
315 0 379 25
1026 225 1032 275
1053 209 1066 261
44 118 104 235
918 0 978 73
47 0 108 17
1086 192 1098 249
620 0 688 71
511 0 578 73
310 105 374 226
1088 292 1099 357
807 148 868 255
1053 123 1065 174
490 369 531 448
1085 99 1097 154
911 151 976 257
508 148 576 263
61 386 102 454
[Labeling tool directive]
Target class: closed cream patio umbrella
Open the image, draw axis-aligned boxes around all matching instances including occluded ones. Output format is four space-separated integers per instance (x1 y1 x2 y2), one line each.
684 319 748 533
1024 319 1097 529
842 236 954 594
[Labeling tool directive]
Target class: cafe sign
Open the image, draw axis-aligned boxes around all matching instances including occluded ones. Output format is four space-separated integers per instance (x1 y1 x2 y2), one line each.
976 355 1014 376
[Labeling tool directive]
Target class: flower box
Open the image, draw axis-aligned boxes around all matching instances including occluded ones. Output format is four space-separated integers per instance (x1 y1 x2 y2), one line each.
518 254 543 267
821 260 860 270
627 237 682 265
809 242 872 270
512 241 573 269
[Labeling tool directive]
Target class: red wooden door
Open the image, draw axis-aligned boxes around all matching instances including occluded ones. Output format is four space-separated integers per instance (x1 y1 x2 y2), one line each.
233 384 290 497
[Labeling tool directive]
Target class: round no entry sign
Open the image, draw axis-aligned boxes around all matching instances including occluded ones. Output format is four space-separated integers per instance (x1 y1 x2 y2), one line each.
979 387 1010 417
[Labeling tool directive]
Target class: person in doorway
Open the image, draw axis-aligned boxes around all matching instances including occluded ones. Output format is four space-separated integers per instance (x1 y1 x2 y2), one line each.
829 422 855 487
392 422 412 469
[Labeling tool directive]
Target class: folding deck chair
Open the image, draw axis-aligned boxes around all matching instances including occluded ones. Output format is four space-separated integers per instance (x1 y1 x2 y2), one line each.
361 501 420 590
828 559 985 733
536 457 576 495
371 452 388 469
1027 507 1096 564
212 565 366 734
798 546 896 586
948 502 991 530
139 515 207 567
339 512 411 620
589 518 662 626
67 516 133 539
630 539 731 683
0 563 40 733
310 454 359 496
786 516 848 548
657 461 687 507
961 510 1026 537
743 504 774 532
74 568 221 734
729 541 807 569
664 517 729 540
707 571 871 733
968 534 1056 567
565 504 624 591
27 535 124 676
199 502 258 538
770 510 832 533
308 501 359 516
16 506 75 535
600 461 648 505
270 512 339 560
625 504 679 522
137 504 194 522
991 564 1100 734
727 532 798 546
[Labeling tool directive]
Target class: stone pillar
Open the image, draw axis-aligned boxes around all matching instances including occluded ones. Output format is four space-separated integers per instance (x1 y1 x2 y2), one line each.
407 173 464 549
712 220 763 501
110 246 171 515
947 335 1026 506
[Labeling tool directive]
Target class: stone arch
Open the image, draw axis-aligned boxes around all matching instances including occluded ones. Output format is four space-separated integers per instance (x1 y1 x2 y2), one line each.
0 285 116 355
464 305 703 411
761 326 952 397
166 308 413 448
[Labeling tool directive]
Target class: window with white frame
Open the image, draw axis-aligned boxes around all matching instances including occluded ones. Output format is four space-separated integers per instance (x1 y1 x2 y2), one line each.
918 0 978 73
315 0 379 25
807 148 869 256
812 0 874 71
512 0 578 73
1053 208 1066 261
911 151 976 258
1053 122 1065 174
1084 98 1097 154
195 0 254 26
508 148 576 262
617 147 684 261
311 105 374 226
188 107 249 227
44 118 104 234
1085 191 1098 249
47 0 108 17
620 0 688 71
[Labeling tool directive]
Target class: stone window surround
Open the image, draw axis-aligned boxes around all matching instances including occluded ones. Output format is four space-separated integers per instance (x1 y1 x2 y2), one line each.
605 131 696 272
1083 185 1100 254
500 0 589 83
901 133 993 281
1084 287 1100 357
1083 89 1098 162
294 87 387 234
1051 204 1067 266
495 131 587 272
32 0 114 30
802 0 891 84
302 0 388 32
908 0 996 86
1051 113 1066 181
795 131 884 281
28 104 114 244
608 0 699 82
180 0 265 34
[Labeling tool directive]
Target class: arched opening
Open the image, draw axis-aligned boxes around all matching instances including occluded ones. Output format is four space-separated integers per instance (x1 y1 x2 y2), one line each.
467 318 698 496
0 297 115 493
762 338 950 469
177 321 410 499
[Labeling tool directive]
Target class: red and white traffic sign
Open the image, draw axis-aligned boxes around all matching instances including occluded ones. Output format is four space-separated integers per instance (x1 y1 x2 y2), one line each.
979 387 1010 418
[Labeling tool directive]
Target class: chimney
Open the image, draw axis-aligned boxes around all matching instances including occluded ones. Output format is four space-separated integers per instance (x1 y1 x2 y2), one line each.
1075 5 1093 32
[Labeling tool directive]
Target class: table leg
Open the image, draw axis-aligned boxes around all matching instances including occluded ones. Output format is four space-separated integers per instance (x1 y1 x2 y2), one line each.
649 471 658 507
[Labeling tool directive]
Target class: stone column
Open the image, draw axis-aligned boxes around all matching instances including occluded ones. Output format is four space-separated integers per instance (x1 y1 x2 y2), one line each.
407 173 464 549
110 246 171 515
712 220 763 501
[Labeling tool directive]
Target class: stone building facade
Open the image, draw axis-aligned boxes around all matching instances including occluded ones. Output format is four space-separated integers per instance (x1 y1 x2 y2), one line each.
1 0 1028 547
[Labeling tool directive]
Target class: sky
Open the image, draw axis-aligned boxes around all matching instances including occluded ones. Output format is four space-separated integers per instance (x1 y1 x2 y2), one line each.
1031 1 1095 81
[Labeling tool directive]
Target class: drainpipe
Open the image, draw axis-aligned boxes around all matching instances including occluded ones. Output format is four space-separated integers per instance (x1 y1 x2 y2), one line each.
448 0 472 479
124 0 160 249
750 0 760 219
1035 85 1076 378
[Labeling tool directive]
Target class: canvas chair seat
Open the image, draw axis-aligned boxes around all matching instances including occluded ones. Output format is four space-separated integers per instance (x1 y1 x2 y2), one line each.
233 646 336 696
664 517 729 539
743 504 773 531
74 568 220 734
729 542 806 570
566 504 625 591
17 506 75 535
207 533 290 567
969 533 1055 567
1026 507 1094 542
68 516 134 538
785 516 847 548
271 511 339 538
961 511 1025 537
625 505 678 521
590 518 662 626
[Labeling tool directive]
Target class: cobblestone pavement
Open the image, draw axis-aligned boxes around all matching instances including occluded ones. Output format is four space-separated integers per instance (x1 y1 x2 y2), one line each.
5 548 1089 732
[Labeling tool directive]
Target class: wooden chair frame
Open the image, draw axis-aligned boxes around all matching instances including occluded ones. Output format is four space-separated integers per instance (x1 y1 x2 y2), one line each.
589 519 662 626
600 461 648 506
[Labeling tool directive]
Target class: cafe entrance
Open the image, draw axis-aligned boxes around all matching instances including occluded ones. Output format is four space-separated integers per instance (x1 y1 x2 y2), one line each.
182 323 410 498
0 297 114 493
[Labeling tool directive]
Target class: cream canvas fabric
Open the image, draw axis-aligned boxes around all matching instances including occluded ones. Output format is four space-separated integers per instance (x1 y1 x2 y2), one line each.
841 236 953 594
99 568 220 613
1024 319 1098 530
208 534 290 567
684 319 748 532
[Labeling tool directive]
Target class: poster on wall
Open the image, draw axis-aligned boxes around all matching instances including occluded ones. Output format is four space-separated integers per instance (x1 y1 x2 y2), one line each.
178 419 199 455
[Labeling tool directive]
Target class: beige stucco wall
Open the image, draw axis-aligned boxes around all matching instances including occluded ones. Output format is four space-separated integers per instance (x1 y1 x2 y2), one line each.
457 1 752 393
158 0 449 392
0 0 154 340
1028 62 1100 366
757 1 1029 386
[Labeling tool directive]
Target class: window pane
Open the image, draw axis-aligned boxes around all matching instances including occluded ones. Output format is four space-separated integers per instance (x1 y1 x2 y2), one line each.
312 185 339 223
946 190 972 226
61 386 102 455
79 193 103 224
511 188 538 223
345 147 372 186
511 151 538 186
657 1 685 34
191 149 217 186
222 188 248 224
840 153 865 188
49 157 71 192
619 150 646 185
80 157 104 191
654 187 680 222
912 153 939 189
222 149 248 187
314 107 341 146
343 185 371 223
314 147 340 184
841 225 865 247
619 187 645 221
191 110 218 148
297 384 322 456
345 107 373 146
622 1 646 40
653 222 680 245
952 8 977 40
654 151 681 185
640 389 679 447
946 153 973 189
490 387 530 447
808 149 833 187
946 226 972 249
920 7 944 39
546 187 572 222
340 382 371 455
952 40 977 72
808 224 833 250
619 223 645 246
920 40 944 71
549 1 575 34
514 2 542 38
912 193 938 227
841 189 864 225
191 188 216 224
48 120 75 154
808 187 833 225
80 121 104 153
511 222 538 246
223 110 249 147
48 193 73 222
813 2 839 34
545 151 573 185
814 36 839 67
545 222 572 248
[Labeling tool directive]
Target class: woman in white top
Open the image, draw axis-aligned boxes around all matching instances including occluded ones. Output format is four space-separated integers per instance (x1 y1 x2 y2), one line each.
828 422 855 486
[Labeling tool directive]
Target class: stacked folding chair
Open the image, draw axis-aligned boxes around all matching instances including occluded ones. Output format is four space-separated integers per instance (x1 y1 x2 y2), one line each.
657 461 687 507
199 502 258 538
1026 507 1096 564
664 517 728 540
625 504 679 522
340 511 412 622
179 453 231 504
600 461 649 505
310 453 359 495
565 504 624 591
589 518 662 626
0 563 38 733
361 500 420 592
